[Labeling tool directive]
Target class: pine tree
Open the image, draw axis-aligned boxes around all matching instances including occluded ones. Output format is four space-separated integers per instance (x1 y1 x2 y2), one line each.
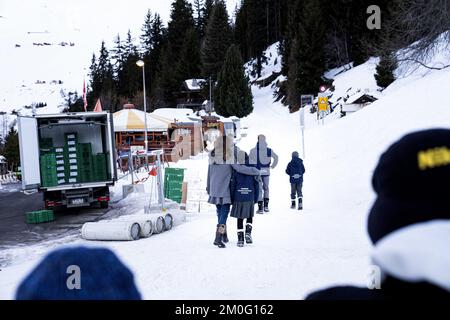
140 10 153 53
116 30 141 102
148 13 167 80
234 2 248 61
88 41 117 111
178 28 202 80
3 127 19 171
111 34 125 78
375 53 397 89
286 0 326 110
156 0 196 106
193 0 204 36
167 0 195 55
201 0 214 38
215 45 253 118
201 0 233 79
124 29 138 58
89 53 100 97
279 0 304 86
246 0 268 77
154 45 178 107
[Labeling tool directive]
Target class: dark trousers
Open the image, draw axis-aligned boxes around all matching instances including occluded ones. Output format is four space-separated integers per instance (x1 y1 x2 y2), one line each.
237 217 253 230
291 183 303 199
216 204 231 225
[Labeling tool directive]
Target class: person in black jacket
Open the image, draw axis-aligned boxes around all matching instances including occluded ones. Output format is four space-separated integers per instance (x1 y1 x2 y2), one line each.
230 150 261 247
306 129 450 300
285 151 306 210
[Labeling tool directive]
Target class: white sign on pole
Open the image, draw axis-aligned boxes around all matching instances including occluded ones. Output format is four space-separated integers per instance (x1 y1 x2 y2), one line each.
299 96 312 159
300 107 305 129
300 107 305 159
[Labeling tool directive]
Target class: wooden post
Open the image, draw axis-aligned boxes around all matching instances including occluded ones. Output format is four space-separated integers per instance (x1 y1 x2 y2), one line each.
181 182 188 210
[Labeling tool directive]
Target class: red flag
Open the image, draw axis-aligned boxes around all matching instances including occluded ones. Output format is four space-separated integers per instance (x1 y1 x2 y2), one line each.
93 98 102 112
82 78 87 112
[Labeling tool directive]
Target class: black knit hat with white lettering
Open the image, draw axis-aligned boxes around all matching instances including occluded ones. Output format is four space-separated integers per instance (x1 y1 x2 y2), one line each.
368 129 450 244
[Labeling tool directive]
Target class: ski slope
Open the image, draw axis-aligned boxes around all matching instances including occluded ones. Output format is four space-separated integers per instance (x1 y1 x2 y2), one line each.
2 49 450 299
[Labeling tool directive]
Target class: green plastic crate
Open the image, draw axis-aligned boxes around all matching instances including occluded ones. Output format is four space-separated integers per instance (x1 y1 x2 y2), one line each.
65 133 78 146
39 137 53 148
39 138 54 154
92 154 107 181
165 181 183 195
40 154 58 187
26 210 55 224
164 168 185 203
77 143 92 159
164 168 185 181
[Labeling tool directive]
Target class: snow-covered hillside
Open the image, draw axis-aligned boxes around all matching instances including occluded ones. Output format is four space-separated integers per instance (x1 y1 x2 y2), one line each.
1 39 450 299
0 0 240 117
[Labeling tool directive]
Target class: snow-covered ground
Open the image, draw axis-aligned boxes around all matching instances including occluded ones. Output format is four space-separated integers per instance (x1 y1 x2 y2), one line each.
2 45 450 299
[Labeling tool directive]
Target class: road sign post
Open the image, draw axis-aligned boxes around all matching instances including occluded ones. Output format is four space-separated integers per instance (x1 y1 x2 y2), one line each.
299 95 313 159
300 107 305 159
318 93 329 125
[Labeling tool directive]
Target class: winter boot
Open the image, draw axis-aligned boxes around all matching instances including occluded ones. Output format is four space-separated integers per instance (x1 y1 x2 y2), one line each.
237 230 245 247
298 197 303 210
245 223 253 244
257 201 264 214
222 224 229 243
290 200 296 209
213 224 226 248
264 198 270 213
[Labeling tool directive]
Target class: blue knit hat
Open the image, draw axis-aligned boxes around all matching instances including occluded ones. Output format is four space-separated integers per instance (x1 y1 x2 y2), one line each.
15 246 141 300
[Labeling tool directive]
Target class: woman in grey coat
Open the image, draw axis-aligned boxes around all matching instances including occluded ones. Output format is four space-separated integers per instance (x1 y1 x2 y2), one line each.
207 135 260 248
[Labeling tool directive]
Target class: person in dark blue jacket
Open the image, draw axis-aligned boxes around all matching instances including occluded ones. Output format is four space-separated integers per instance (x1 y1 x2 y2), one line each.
285 151 306 210
230 150 261 247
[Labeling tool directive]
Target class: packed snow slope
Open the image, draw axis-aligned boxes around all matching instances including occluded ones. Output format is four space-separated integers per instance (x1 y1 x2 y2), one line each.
1 49 450 300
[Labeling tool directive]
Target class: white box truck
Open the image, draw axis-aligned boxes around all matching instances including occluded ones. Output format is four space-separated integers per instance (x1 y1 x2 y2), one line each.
18 112 117 209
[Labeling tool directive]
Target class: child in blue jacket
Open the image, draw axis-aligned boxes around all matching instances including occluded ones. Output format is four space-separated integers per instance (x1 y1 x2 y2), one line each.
230 150 261 247
286 151 306 210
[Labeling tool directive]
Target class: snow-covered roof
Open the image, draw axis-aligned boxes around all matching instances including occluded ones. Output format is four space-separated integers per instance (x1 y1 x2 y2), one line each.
345 92 378 105
152 108 200 123
184 79 206 91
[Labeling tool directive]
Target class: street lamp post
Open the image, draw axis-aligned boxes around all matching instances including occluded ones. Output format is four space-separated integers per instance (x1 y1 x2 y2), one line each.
136 60 148 166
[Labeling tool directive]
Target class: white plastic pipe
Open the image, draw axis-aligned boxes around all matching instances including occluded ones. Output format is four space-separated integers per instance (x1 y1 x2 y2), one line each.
122 219 153 238
152 216 165 234
81 221 141 241
164 214 173 231
135 214 166 234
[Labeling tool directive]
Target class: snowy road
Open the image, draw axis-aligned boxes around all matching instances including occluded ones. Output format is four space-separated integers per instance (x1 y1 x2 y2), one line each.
0 187 110 257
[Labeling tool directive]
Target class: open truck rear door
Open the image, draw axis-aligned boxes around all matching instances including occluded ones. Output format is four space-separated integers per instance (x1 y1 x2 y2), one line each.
17 116 41 190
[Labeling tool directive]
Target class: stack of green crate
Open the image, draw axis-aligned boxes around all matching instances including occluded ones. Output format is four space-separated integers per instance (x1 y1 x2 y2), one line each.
77 143 93 182
164 168 185 203
65 133 79 184
65 146 79 184
26 210 55 224
39 138 54 155
54 146 67 185
40 153 58 187
92 153 107 181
